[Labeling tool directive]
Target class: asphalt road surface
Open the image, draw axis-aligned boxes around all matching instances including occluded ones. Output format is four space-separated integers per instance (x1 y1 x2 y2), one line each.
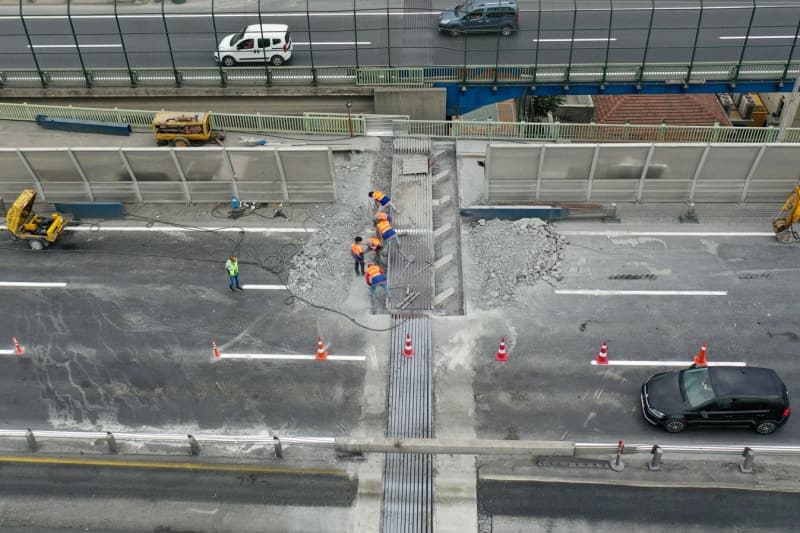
0 1 798 70
480 479 800 533
0 226 374 434
0 456 355 531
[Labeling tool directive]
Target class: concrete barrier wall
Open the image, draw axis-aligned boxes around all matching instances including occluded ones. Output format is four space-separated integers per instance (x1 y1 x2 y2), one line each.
485 142 798 204
373 88 447 121
0 146 336 204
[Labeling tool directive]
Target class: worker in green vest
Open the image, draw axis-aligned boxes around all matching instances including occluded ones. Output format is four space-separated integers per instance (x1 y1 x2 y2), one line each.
225 255 243 291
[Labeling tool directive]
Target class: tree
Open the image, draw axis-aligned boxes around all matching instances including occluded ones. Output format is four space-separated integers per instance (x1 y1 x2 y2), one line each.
520 95 565 121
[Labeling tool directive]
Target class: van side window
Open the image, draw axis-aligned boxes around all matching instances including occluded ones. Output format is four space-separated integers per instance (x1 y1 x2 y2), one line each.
487 7 513 18
272 38 282 46
257 38 268 48
237 39 254 50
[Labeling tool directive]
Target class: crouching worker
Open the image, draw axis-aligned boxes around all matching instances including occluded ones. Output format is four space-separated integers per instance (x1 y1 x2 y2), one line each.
365 262 389 308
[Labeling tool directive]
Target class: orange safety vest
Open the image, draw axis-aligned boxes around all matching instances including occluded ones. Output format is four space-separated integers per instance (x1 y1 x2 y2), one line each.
376 219 392 234
372 191 386 202
351 243 364 257
366 264 383 283
366 237 382 251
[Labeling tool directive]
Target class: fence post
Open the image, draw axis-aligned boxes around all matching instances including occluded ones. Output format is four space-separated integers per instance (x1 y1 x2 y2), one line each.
26 428 38 452
711 121 721 143
106 431 118 454
188 435 200 456
648 445 663 471
739 447 755 473
273 436 283 459
609 439 625 471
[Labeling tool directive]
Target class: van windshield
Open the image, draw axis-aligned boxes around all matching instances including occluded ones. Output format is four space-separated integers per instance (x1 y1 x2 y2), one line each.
230 30 245 44
455 2 472 14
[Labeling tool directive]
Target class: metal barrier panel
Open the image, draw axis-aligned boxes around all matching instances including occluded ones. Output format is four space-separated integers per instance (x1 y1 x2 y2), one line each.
485 143 800 204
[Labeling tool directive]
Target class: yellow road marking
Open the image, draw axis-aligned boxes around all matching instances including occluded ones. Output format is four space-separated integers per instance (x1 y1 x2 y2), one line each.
0 455 346 476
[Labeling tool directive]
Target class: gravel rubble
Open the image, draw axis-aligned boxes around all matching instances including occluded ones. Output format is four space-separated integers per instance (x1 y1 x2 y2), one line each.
466 217 568 307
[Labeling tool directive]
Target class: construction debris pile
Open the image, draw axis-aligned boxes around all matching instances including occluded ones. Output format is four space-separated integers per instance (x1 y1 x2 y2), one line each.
467 217 567 306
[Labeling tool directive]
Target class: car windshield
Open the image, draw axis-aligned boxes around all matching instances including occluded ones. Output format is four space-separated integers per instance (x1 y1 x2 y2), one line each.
680 367 717 408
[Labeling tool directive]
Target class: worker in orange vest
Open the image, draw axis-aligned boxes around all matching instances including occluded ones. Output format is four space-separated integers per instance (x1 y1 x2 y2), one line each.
375 217 401 251
373 211 393 225
365 236 385 268
365 263 389 302
368 190 400 214
351 236 366 276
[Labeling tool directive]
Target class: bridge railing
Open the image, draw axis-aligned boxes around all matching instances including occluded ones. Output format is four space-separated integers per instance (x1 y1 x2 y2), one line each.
0 102 795 144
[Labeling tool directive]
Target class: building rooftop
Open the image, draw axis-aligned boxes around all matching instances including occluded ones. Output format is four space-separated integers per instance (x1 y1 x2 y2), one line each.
593 94 732 126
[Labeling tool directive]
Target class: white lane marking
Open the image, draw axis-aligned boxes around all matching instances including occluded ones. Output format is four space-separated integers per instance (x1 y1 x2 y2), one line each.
720 35 798 40
0 11 440 21
591 360 746 367
58 226 314 233
533 38 617 43
293 41 371 46
218 353 366 361
27 44 121 49
242 284 287 290
0 350 20 355
0 281 68 288
559 230 774 237
556 289 727 296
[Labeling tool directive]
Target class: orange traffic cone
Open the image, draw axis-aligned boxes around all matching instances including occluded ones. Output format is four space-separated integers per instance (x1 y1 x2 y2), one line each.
403 334 415 358
495 338 508 362
316 336 329 361
693 342 708 367
11 337 23 356
212 340 221 359
595 341 609 365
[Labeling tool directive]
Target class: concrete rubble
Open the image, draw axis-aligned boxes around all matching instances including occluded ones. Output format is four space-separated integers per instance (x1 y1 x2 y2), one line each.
467 217 567 307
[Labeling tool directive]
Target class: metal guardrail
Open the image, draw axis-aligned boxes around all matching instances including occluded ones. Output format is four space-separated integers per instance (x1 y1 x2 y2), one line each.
0 102 795 143
0 428 333 458
1 62 799 90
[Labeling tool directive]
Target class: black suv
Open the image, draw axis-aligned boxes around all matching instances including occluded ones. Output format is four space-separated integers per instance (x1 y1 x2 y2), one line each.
641 366 790 434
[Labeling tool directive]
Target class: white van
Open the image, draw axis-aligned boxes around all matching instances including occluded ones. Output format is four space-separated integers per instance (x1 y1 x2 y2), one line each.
215 24 293 67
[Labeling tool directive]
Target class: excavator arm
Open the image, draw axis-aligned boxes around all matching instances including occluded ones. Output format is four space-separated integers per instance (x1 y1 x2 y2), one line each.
772 184 800 242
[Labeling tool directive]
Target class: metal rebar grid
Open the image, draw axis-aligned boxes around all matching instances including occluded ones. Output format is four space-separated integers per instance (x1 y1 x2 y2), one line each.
382 315 434 533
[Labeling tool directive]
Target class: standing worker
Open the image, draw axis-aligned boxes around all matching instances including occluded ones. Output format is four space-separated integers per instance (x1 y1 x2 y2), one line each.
351 236 366 276
365 236 385 268
368 190 399 214
225 255 243 291
365 263 389 306
373 211 393 225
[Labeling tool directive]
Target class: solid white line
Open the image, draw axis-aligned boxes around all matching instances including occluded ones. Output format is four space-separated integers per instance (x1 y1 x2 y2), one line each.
293 41 371 46
0 11 440 21
60 226 315 233
0 281 68 288
218 353 366 361
591 360 747 367
556 289 727 296
0 350 17 355
720 35 798 40
27 44 121 49
559 231 774 237
242 284 287 290
533 38 617 43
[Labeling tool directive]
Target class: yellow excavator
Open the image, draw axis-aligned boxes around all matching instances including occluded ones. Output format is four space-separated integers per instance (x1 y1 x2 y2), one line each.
5 189 67 250
772 183 800 243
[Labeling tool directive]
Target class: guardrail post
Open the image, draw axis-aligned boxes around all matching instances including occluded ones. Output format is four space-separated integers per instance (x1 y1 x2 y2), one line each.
106 431 118 454
273 436 283 459
26 428 38 452
609 439 625 471
648 445 663 471
188 434 200 456
739 447 755 473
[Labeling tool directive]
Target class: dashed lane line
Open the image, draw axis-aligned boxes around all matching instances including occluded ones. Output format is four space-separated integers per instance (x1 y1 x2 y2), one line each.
591 360 746 367
556 289 727 296
0 282 68 288
558 231 774 237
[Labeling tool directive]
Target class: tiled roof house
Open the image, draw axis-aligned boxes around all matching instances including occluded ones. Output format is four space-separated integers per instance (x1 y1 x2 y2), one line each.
593 94 732 126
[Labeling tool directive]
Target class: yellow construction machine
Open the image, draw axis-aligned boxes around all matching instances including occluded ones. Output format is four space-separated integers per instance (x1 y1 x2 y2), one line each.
152 111 226 147
772 183 800 243
5 189 67 250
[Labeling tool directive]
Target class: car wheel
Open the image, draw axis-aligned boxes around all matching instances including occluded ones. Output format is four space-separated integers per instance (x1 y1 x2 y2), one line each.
450 29 460 37
664 419 686 433
270 55 284 66
755 421 778 435
501 25 513 37
221 56 236 67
